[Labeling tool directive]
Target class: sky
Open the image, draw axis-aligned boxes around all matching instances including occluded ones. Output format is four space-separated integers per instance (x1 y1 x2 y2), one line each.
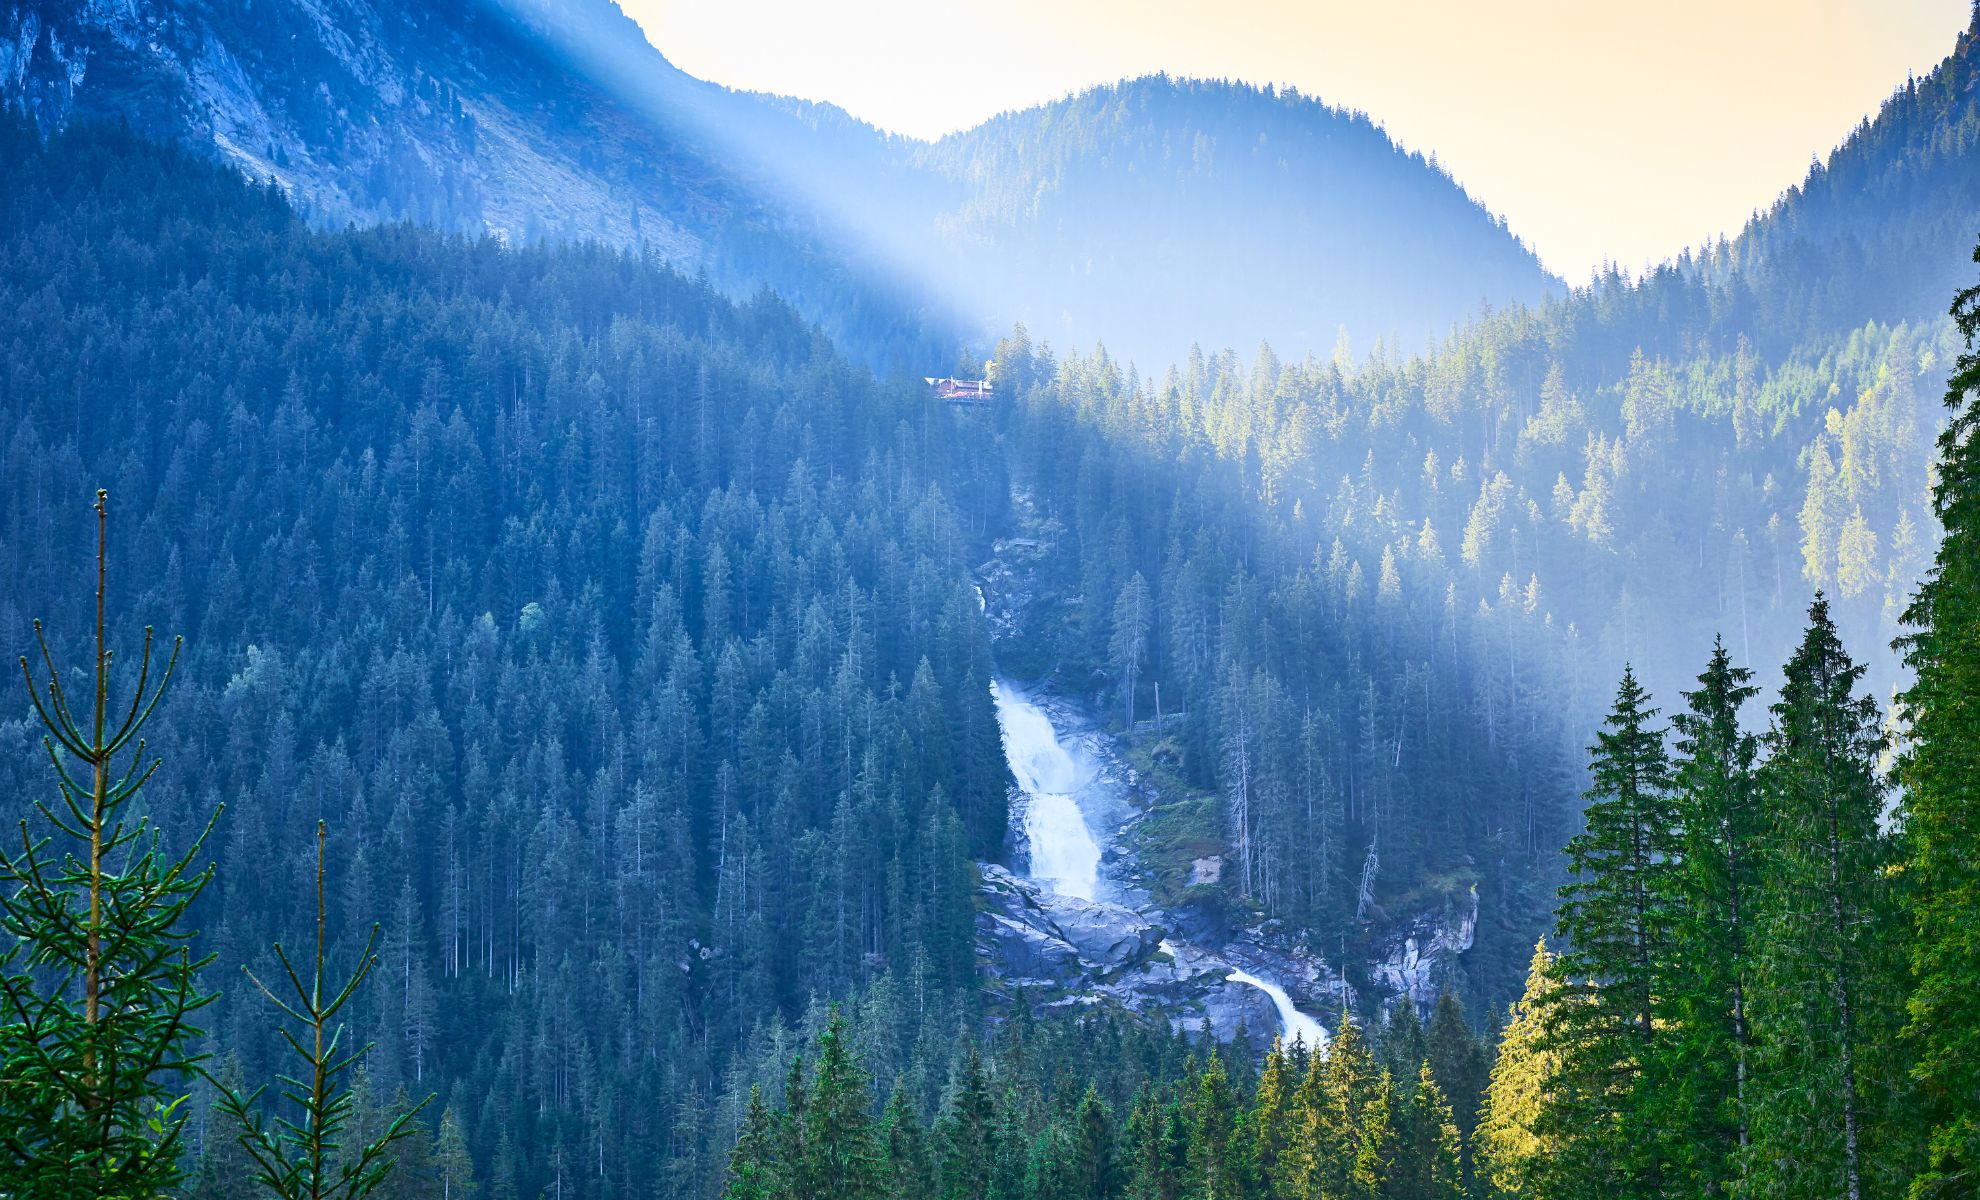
621 0 1970 283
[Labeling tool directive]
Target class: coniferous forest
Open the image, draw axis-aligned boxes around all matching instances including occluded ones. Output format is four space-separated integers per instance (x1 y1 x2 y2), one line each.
3 5 1980 1200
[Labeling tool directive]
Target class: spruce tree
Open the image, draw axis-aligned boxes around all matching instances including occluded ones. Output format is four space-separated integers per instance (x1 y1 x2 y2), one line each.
1546 666 1679 1194
1476 941 1568 1200
1246 1039 1292 1194
803 1009 884 1200
1898 237 1980 1199
1666 639 1761 1196
881 1080 934 1200
217 822 431 1200
939 1048 997 1200
1746 598 1913 1199
1396 1062 1467 1200
1184 1050 1244 1200
433 1107 476 1200
1068 1086 1119 1200
722 1086 777 1200
1425 991 1487 1142
0 489 219 1199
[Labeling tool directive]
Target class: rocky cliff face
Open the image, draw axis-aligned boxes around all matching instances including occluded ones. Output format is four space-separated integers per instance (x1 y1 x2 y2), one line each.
0 0 955 363
3 0 698 250
976 508 1481 1044
1371 887 1479 1012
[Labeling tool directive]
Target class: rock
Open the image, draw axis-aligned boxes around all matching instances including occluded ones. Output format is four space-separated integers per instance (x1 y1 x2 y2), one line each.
1045 895 1165 970
976 865 1165 982
1372 885 1479 1007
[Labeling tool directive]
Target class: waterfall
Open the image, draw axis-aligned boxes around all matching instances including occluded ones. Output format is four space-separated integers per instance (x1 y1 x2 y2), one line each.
991 679 1102 901
1227 968 1330 1053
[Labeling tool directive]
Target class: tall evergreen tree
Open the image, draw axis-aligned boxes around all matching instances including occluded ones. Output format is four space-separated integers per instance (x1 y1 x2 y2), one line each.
802 1009 885 1200
939 1049 997 1200
218 823 431 1200
1746 598 1914 1199
1546 667 1680 1194
881 1080 935 1200
1068 1086 1120 1200
1898 237 1980 1199
1425 991 1487 1143
1184 1051 1244 1200
722 1086 777 1200
1476 941 1569 1200
1666 640 1761 1196
0 490 218 1199
1395 1062 1467 1200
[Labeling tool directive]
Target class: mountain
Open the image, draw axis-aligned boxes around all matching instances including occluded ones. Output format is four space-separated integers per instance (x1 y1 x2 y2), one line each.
0 0 961 363
2 0 1557 369
0 117 1013 1196
904 76 1559 364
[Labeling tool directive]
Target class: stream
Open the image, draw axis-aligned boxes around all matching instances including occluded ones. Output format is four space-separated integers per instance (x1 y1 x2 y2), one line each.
989 678 1330 1053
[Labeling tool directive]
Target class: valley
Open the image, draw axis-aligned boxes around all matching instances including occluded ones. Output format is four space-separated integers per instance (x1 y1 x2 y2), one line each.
0 3 1977 1198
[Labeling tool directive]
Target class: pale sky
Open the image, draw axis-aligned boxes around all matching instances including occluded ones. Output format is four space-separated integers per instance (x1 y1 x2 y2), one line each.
621 0 1970 282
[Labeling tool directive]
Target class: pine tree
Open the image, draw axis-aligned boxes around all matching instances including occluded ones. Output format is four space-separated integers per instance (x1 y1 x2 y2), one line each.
1111 572 1154 728
881 1080 934 1199
1122 1089 1180 1200
0 489 219 1199
939 1049 997 1200
1546 667 1679 1194
1383 1001 1430 1087
1068 1086 1119 1200
1746 599 1915 1199
1476 941 1568 1200
1395 1062 1467 1200
433 1107 476 1200
1898 237 1980 1200
722 1086 777 1200
1425 991 1487 1144
1185 1051 1244 1200
803 1009 884 1200
217 822 432 1200
1246 1039 1292 1194
1666 640 1761 1196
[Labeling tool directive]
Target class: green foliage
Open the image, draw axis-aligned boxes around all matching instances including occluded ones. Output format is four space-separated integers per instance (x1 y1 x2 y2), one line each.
1545 668 1680 1194
1476 941 1567 1200
217 822 433 1200
1665 640 1762 1195
0 123 1009 1196
0 490 217 1199
1899 236 1980 1199
1745 599 1917 1198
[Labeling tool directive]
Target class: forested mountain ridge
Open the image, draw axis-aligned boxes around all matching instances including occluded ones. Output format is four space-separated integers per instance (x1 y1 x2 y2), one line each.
0 119 1012 1196
902 76 1557 365
2 0 1559 369
0 0 961 363
977 10 1980 1007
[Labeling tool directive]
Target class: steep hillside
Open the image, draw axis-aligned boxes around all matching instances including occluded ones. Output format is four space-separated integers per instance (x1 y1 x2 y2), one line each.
0 121 1010 1195
0 0 959 363
908 76 1559 365
3 0 1559 371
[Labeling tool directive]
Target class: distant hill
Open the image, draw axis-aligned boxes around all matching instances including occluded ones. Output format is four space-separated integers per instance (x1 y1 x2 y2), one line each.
903 76 1560 365
2 0 1559 369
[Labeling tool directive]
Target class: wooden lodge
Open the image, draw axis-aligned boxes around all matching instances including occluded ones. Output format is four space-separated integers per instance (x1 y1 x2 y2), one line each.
926 376 994 406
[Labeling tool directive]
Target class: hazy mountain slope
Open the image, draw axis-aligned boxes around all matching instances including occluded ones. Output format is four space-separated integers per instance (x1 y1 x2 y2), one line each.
0 0 961 363
907 76 1560 365
973 13 1980 1007
0 120 1010 1196
3 0 1560 372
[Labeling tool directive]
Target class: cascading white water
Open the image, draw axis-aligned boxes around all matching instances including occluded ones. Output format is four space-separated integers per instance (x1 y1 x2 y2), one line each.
1226 968 1330 1053
987 674 1327 1051
991 679 1102 901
